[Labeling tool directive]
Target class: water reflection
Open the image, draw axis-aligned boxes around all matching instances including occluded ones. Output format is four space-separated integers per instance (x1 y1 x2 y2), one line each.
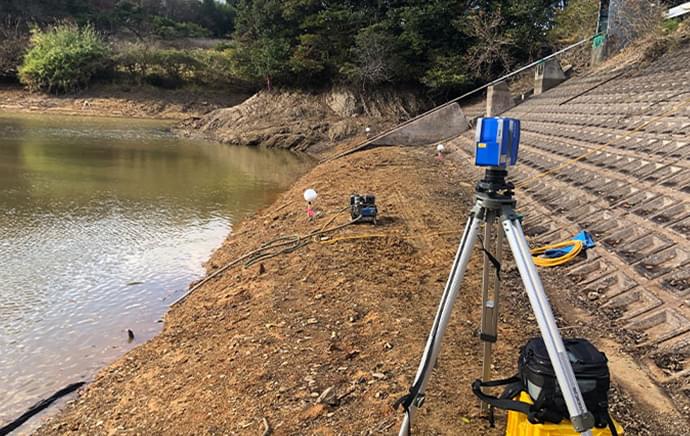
0 112 311 425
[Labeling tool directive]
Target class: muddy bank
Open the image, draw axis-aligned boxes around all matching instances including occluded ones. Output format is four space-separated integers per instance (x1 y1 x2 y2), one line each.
178 88 431 152
0 84 430 152
33 144 684 435
0 84 250 120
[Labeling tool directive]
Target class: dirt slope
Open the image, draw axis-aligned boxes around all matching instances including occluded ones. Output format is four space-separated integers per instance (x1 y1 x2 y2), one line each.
34 146 683 435
178 88 429 152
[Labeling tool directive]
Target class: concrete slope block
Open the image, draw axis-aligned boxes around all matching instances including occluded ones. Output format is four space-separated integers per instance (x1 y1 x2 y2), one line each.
534 59 566 95
372 103 469 146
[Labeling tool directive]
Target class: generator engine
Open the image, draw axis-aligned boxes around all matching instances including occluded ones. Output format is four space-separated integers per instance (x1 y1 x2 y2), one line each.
350 194 377 224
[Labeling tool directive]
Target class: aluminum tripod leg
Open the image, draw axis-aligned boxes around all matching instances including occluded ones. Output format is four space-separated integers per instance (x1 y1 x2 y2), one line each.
398 206 482 436
501 212 594 435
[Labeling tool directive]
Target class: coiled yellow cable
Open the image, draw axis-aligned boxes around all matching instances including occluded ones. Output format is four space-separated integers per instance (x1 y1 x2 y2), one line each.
531 240 584 267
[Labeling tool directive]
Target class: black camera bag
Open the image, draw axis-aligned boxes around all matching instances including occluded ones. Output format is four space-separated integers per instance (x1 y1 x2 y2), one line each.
472 337 617 435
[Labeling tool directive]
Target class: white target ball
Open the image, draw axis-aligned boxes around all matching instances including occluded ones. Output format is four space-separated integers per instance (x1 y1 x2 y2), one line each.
365 127 371 133
303 188 317 202
436 143 445 152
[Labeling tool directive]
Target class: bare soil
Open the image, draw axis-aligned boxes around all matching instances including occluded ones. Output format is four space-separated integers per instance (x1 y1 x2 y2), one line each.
33 146 685 435
178 88 430 152
0 83 249 120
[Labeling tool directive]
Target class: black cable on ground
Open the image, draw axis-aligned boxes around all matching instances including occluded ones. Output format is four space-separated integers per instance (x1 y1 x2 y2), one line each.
0 382 85 436
170 214 360 308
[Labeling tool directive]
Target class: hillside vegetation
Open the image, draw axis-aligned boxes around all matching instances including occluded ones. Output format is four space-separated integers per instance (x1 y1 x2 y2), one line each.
1 0 606 95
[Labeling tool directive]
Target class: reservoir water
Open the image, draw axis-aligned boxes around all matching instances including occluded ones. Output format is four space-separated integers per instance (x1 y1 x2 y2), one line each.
0 112 311 427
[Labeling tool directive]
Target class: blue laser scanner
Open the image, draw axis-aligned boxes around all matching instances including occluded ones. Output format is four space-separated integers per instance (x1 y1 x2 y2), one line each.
474 117 521 167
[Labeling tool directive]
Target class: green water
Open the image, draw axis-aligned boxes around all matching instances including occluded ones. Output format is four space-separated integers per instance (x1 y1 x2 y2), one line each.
0 112 311 426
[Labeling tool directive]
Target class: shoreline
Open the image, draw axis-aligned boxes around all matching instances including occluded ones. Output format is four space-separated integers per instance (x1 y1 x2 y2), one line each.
32 145 500 435
0 111 314 434
0 84 250 121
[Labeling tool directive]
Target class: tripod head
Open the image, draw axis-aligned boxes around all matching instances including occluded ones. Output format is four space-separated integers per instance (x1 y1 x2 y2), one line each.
476 167 513 194
474 167 515 208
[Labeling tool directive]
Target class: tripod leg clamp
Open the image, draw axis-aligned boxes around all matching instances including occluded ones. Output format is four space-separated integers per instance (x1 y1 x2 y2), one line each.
571 412 595 433
479 332 497 343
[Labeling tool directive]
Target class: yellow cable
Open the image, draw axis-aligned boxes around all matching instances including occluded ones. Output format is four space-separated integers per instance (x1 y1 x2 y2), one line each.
531 240 583 267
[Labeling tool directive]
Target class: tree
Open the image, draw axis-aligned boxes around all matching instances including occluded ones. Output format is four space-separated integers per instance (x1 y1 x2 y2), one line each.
342 27 404 89
7 0 583 94
231 0 296 89
232 37 291 90
421 54 470 93
198 0 235 37
462 9 515 79
549 0 599 46
0 16 28 79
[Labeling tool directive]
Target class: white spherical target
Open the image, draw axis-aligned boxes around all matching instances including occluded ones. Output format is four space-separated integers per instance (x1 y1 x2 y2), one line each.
436 143 445 153
303 188 318 202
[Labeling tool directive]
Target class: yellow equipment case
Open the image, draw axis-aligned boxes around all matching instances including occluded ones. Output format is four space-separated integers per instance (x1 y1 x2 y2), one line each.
505 392 624 436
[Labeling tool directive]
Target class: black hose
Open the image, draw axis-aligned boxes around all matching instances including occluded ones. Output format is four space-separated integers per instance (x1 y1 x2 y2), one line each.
170 215 361 308
0 381 85 435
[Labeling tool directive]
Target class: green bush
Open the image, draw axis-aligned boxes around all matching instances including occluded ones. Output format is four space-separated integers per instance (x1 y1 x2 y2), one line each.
112 43 154 84
548 0 599 46
188 49 237 86
113 44 241 89
153 49 201 83
19 24 110 93
152 16 210 39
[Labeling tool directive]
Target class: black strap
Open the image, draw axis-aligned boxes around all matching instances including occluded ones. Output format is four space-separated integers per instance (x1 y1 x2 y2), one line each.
528 388 565 424
606 412 619 436
471 377 531 415
392 389 414 410
480 332 497 343
392 389 417 435
478 234 501 281
472 377 569 426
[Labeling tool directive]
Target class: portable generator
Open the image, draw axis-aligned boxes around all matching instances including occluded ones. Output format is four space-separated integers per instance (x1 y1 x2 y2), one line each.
350 194 377 224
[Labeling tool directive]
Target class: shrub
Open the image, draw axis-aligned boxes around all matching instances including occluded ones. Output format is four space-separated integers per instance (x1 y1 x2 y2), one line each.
152 16 210 39
113 44 243 89
188 48 238 86
113 45 197 88
112 42 155 84
152 49 201 83
19 24 110 93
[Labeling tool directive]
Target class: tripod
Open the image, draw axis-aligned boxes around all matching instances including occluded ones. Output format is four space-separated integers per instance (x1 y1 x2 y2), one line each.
397 168 595 436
